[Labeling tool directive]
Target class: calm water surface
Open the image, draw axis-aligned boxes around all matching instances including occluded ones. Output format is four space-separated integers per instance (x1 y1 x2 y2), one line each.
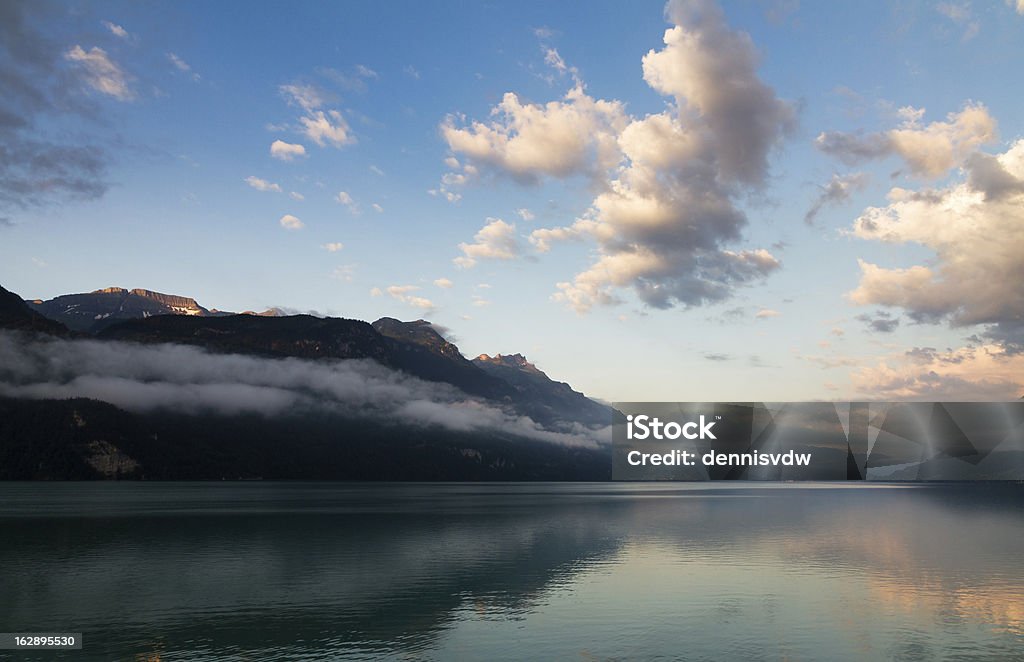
1 482 1023 661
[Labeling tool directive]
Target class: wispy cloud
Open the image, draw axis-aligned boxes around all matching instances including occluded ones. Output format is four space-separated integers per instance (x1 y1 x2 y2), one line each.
857 311 900 333
278 81 356 148
319 65 378 93
376 285 436 312
280 83 326 113
101 21 129 39
245 176 282 193
1 2 121 218
336 191 359 214
936 2 980 41
64 45 134 100
804 172 868 225
167 52 200 81
331 264 356 282
355 64 377 79
301 110 353 147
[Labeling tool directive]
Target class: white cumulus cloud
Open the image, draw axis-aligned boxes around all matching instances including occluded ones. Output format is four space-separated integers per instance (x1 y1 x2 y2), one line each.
454 218 521 268
270 140 306 161
549 0 790 312
816 103 997 179
441 85 627 184
441 0 791 313
279 214 304 230
852 344 1024 400
848 138 1024 351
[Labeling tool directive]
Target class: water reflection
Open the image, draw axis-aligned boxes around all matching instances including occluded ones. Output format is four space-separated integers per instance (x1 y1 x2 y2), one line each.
1 483 1022 660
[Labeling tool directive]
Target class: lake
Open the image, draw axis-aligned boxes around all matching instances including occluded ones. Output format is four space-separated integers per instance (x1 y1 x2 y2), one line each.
2 482 1023 660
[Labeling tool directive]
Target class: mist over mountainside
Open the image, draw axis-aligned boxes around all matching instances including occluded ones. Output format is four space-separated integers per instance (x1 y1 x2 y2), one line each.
24 287 611 423
99 314 519 402
0 284 613 480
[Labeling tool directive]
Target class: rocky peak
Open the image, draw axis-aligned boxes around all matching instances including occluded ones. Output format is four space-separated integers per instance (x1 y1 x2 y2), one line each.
128 289 206 313
369 317 489 375
475 353 543 374
373 317 453 350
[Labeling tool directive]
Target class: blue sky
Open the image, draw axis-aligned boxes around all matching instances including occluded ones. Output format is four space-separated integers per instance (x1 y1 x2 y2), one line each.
3 0 1024 403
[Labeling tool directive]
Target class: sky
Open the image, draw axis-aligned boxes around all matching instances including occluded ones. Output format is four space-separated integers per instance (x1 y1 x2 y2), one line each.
3 0 1024 404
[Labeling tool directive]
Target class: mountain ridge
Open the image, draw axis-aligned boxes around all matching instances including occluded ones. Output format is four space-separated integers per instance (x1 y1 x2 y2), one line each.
4 283 611 426
28 287 276 332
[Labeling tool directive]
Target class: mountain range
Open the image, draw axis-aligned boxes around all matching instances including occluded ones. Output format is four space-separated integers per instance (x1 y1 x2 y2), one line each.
26 286 282 333
0 284 614 480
